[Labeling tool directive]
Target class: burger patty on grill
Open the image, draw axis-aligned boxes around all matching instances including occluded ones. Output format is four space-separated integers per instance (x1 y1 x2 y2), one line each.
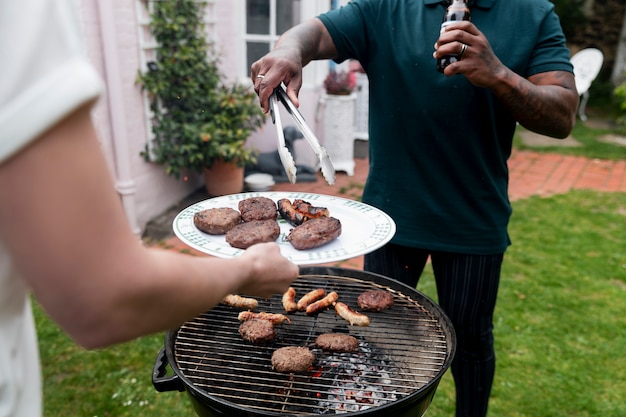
315 333 359 353
286 217 342 250
193 207 242 235
225 219 280 249
357 289 395 312
238 197 277 222
271 346 315 373
239 319 276 344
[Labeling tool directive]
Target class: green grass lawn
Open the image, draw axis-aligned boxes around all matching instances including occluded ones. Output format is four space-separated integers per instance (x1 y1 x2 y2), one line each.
513 118 626 161
35 189 626 416
417 190 626 417
35 107 626 416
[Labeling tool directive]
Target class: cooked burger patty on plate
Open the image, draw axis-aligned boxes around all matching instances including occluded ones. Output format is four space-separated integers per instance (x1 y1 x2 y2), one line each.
238 196 277 222
225 219 280 249
315 333 359 353
271 346 315 373
193 207 241 235
286 217 342 250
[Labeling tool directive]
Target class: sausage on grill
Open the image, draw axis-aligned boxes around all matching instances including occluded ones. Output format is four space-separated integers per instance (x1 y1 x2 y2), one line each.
221 294 258 310
296 288 326 311
238 311 291 324
282 287 298 313
305 291 339 316
334 302 370 326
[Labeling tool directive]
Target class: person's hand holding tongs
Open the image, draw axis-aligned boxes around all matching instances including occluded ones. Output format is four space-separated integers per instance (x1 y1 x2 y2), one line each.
268 85 336 185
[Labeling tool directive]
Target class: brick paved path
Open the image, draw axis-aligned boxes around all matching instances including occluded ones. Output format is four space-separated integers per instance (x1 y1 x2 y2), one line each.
507 150 625 199
158 149 625 269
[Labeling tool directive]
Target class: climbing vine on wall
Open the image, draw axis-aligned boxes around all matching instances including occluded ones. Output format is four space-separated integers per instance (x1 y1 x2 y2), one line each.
137 0 264 179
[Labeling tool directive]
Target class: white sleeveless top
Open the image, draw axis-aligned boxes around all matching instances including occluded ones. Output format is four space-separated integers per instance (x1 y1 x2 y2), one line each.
0 1 103 415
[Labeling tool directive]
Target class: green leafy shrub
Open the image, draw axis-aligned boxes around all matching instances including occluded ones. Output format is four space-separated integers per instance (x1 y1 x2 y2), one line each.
613 76 626 129
137 0 264 179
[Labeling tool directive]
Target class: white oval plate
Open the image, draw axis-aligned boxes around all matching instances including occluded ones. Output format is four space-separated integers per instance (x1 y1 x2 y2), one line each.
172 191 396 265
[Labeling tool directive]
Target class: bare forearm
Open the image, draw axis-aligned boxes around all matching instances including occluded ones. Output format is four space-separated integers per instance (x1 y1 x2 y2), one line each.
71 248 254 348
252 17 337 111
78 244 295 348
274 18 338 66
29 239 292 349
0 105 297 349
491 68 578 138
434 21 578 138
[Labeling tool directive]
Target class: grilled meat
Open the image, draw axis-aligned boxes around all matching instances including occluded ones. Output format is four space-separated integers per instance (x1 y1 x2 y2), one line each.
278 198 330 226
238 196 278 222
221 294 258 310
296 288 326 311
271 346 315 373
305 291 339 316
239 319 276 344
282 287 298 313
315 333 359 353
334 302 370 326
277 199 304 226
225 219 280 249
357 290 394 312
238 311 291 324
193 207 241 235
286 217 342 250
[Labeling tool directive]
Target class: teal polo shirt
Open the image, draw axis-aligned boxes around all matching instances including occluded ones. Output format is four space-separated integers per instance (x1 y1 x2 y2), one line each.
318 0 573 254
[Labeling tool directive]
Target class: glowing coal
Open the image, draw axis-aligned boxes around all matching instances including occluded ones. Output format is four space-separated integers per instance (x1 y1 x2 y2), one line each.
314 341 400 414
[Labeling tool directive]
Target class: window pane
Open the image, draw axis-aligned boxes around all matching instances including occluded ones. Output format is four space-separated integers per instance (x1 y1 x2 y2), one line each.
247 42 271 73
247 0 270 35
276 0 300 34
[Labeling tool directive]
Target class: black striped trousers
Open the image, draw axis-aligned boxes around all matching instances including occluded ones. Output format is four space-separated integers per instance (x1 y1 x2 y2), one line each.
364 243 503 417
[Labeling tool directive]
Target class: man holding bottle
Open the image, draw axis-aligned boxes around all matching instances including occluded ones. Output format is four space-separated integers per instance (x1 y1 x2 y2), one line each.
251 1 578 416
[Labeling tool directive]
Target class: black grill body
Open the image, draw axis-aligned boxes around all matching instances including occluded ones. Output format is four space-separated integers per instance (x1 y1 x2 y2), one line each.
153 267 456 417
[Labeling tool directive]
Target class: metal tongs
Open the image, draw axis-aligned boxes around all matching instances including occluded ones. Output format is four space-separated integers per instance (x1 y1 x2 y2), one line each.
269 85 336 185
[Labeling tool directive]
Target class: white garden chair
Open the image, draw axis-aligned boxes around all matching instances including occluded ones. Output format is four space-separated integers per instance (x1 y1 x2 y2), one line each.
570 48 604 121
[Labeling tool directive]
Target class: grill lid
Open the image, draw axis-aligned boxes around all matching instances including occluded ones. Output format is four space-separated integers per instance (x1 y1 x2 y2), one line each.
167 267 455 416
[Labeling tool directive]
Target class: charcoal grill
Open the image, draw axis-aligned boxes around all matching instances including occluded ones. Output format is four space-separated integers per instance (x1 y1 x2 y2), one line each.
153 266 455 416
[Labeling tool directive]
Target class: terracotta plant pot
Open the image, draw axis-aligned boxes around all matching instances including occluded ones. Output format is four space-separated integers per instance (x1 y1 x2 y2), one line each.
203 159 244 196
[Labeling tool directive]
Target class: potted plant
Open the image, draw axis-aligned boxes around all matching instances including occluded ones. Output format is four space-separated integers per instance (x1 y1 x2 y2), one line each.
323 69 357 96
137 0 265 195
319 68 358 175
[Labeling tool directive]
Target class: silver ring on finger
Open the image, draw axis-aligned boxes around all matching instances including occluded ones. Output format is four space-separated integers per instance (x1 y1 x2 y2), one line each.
459 43 468 58
256 74 265 79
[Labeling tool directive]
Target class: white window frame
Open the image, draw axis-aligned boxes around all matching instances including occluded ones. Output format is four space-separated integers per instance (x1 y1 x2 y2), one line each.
239 0 299 80
236 0 330 88
135 0 217 154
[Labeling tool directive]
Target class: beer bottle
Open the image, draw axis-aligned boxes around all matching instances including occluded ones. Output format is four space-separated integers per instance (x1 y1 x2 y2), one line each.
436 0 471 73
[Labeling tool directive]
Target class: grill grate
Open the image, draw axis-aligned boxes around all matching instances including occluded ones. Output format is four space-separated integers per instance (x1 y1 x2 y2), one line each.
173 273 451 415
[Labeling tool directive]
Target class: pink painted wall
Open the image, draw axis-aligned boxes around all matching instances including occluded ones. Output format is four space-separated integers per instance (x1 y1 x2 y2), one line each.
78 0 337 234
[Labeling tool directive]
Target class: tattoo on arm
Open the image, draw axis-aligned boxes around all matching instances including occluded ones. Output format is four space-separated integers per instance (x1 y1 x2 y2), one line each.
276 19 337 66
497 71 578 139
